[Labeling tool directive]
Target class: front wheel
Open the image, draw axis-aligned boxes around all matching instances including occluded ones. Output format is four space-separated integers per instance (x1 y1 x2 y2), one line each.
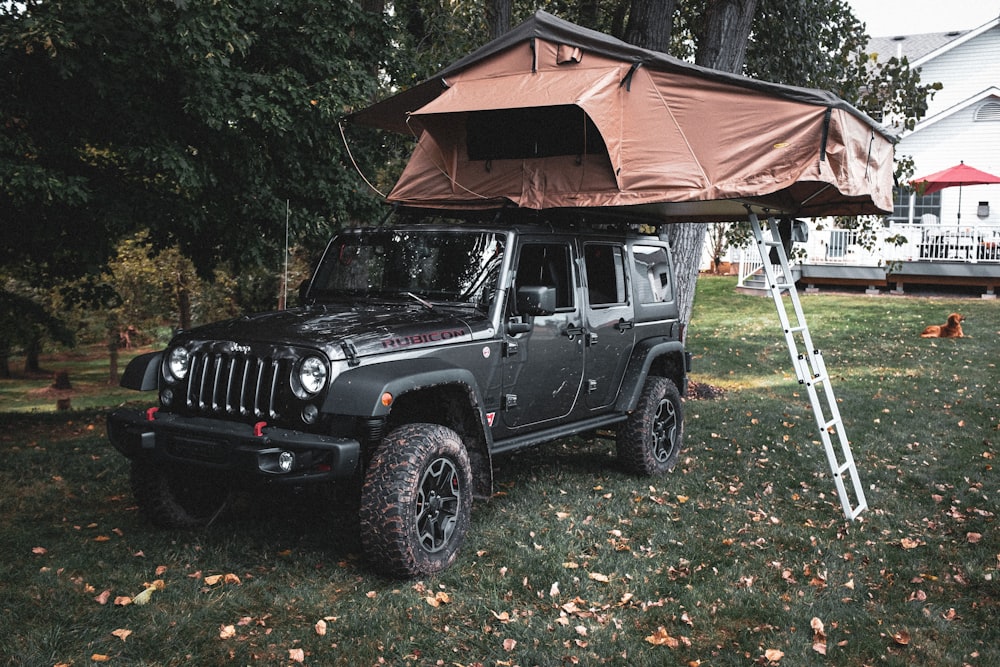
360 423 473 578
617 376 684 476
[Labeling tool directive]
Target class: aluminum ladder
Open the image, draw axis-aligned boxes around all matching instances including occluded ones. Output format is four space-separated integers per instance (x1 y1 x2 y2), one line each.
747 212 868 521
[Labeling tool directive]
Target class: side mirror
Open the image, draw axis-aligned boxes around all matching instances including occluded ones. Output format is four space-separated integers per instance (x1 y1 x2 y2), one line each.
516 285 556 316
298 279 311 305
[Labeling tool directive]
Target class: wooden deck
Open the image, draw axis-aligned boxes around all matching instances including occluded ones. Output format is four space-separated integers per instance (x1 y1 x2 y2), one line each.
798 261 1000 298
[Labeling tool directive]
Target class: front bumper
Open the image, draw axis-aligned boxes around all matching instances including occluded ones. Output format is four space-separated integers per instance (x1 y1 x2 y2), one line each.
107 408 361 483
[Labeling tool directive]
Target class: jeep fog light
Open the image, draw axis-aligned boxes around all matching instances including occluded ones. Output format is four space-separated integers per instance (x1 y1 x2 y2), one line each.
166 347 190 381
278 451 295 473
295 356 328 397
160 388 174 407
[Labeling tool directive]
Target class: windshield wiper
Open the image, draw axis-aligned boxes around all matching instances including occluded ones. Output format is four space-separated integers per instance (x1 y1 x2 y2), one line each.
406 292 435 310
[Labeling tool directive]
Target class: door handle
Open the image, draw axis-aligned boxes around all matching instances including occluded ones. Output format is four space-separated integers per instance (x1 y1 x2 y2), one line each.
563 324 586 340
615 318 635 333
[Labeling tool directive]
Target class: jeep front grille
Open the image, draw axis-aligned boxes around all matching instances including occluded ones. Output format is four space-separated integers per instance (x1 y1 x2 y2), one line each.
184 351 288 420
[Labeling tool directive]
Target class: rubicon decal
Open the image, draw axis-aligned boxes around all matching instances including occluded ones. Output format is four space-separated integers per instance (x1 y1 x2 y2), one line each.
381 329 467 349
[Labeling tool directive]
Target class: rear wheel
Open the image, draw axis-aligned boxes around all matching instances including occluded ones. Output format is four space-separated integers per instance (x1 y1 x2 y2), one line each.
360 423 472 578
617 376 683 476
131 459 230 528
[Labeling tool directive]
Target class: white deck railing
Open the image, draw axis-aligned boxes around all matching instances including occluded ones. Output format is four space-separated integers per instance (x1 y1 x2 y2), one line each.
803 223 1000 266
735 222 1000 287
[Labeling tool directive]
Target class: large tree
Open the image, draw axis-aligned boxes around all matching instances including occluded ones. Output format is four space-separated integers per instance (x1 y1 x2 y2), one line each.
1 0 392 285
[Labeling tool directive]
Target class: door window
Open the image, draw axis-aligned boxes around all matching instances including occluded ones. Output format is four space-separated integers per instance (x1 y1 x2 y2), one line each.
583 243 626 306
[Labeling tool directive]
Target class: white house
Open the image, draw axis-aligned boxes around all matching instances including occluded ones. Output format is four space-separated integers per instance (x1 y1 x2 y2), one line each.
739 16 1000 297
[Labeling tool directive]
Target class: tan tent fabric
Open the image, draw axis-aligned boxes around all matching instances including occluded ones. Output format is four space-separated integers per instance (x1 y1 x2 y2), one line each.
352 11 895 221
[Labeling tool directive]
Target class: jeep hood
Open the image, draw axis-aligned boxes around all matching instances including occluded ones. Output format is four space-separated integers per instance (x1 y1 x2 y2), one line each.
172 305 482 359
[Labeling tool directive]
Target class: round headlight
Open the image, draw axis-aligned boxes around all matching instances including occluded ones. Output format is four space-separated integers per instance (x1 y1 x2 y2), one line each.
296 356 328 396
166 347 190 381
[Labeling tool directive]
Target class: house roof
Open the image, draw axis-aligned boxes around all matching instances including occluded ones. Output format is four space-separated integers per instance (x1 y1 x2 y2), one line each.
867 16 1000 66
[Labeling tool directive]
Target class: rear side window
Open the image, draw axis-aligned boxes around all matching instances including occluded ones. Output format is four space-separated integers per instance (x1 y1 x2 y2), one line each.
632 244 673 304
584 243 627 306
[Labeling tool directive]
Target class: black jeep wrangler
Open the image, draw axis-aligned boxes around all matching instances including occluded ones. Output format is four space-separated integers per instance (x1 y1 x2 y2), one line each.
107 207 690 577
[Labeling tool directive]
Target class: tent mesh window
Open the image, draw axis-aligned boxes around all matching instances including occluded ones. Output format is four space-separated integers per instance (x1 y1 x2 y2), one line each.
466 106 607 160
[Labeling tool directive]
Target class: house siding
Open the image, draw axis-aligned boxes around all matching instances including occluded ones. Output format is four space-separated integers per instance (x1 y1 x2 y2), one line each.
917 25 1000 116
899 101 1000 225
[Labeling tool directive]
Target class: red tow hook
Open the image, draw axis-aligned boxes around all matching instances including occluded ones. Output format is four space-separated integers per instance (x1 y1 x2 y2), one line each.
253 421 268 437
145 407 159 422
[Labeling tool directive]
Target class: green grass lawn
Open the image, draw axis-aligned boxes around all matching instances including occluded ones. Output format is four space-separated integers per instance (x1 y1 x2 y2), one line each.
1 276 997 666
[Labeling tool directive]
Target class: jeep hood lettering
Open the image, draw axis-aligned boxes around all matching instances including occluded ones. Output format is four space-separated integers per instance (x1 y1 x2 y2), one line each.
173 306 479 359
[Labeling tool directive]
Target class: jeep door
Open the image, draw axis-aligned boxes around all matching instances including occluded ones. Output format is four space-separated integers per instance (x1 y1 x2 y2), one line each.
581 241 636 409
501 240 584 428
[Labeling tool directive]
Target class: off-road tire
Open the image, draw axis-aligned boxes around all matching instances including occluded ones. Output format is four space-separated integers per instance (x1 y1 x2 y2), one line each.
360 423 473 578
131 459 230 528
617 376 683 476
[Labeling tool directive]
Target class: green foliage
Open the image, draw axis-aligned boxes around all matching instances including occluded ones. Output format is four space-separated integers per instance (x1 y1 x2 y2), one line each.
1 0 392 281
0 280 75 376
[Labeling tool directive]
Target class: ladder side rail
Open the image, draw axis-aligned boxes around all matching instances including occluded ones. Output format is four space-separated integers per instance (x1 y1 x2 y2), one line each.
746 211 868 521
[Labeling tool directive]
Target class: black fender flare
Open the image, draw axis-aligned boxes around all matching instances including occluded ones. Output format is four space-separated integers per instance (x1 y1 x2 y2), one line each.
327 358 494 499
120 351 163 391
615 338 688 413
326 358 485 419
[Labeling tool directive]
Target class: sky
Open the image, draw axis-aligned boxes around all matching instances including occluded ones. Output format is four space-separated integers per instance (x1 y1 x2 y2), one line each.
847 0 1000 37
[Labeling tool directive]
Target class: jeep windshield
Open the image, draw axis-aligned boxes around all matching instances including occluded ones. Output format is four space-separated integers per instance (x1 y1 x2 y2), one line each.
308 228 506 311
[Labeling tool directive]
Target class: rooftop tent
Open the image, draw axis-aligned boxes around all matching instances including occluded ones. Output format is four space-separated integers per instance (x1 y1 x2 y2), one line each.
350 10 896 221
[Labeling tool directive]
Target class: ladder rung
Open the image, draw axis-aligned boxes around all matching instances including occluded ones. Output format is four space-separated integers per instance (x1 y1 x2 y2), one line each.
773 283 794 291
786 325 806 334
835 461 854 477
822 418 839 432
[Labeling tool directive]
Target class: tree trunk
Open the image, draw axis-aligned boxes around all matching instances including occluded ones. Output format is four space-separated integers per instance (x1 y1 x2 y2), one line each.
178 284 192 330
487 0 512 39
695 0 757 72
24 333 42 374
624 0 675 52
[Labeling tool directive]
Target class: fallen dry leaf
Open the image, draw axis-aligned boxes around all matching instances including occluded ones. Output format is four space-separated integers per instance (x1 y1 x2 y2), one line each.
588 572 610 583
94 590 112 605
893 629 911 646
288 648 305 663
967 532 982 544
219 625 236 640
645 627 680 648
811 617 827 655
764 648 784 662
503 638 517 651
114 596 132 606
315 619 327 636
425 591 451 607
111 628 132 642
132 586 155 606
900 538 922 550
32 546 47 555
91 654 110 662
204 574 223 586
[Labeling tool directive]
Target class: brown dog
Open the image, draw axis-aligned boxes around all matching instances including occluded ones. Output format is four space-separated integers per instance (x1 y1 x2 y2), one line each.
920 313 965 338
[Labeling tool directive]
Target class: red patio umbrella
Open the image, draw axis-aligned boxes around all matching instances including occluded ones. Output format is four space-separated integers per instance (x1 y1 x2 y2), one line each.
910 161 1000 221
